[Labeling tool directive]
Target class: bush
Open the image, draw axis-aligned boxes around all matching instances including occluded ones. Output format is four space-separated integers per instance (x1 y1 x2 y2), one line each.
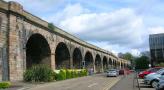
71 70 75 78
80 69 88 76
66 69 72 79
0 82 11 89
56 69 66 80
74 70 79 78
55 69 88 80
23 64 55 82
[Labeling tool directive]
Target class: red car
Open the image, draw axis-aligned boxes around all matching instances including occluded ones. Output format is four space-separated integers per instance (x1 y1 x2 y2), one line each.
138 67 162 78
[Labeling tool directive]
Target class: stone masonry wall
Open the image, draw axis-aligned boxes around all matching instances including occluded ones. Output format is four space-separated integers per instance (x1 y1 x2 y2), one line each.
0 12 8 81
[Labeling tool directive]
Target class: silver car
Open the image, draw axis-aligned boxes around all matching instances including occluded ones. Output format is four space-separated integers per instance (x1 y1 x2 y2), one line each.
144 69 164 88
156 75 164 90
107 69 118 77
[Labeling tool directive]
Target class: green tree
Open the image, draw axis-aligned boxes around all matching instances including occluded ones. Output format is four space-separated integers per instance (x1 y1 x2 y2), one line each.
123 52 134 69
123 52 133 61
135 56 149 69
118 52 134 69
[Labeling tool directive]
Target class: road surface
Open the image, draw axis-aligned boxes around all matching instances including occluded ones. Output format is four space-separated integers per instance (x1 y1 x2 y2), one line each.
26 74 121 90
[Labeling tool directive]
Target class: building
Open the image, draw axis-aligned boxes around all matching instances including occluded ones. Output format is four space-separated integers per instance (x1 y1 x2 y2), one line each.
149 33 164 67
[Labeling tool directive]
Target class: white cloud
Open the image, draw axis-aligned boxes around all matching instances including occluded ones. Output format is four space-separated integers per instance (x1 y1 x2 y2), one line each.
148 26 164 34
43 3 90 25
40 3 150 56
47 4 145 50
130 49 140 56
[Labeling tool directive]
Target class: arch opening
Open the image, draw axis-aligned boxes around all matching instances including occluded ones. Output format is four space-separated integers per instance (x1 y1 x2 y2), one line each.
103 56 108 71
73 48 82 69
26 34 51 68
55 42 70 69
113 60 116 68
95 54 101 73
84 51 93 69
109 58 112 68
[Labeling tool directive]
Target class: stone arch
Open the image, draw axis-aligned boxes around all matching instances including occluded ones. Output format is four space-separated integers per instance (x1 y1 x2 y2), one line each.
26 33 51 68
113 60 116 68
121 61 124 68
55 42 70 69
84 51 93 69
116 61 118 67
103 56 108 70
118 61 121 67
95 54 101 73
109 58 112 67
73 48 82 69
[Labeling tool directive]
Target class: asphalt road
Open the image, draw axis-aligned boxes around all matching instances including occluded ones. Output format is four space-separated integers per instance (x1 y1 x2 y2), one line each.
26 74 121 90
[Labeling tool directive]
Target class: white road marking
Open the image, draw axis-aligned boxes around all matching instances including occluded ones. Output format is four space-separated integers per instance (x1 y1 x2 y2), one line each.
88 83 98 87
17 87 28 90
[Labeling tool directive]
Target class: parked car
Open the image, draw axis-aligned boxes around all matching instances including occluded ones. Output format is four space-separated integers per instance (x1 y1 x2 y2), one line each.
146 68 164 76
107 69 119 77
119 69 133 75
138 67 162 78
144 69 164 88
156 75 164 90
119 69 125 75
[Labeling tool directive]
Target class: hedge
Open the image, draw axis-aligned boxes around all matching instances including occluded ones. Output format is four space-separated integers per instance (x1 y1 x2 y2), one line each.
55 69 88 81
23 65 88 82
0 82 11 89
55 69 66 80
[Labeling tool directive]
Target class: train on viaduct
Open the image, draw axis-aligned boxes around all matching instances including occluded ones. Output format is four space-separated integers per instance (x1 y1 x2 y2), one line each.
0 1 130 81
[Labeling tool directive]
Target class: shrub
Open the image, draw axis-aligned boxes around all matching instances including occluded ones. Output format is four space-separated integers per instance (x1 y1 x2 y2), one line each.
23 64 55 82
0 82 11 89
66 69 72 79
74 70 79 78
56 69 66 80
81 69 88 76
71 70 76 78
55 69 88 80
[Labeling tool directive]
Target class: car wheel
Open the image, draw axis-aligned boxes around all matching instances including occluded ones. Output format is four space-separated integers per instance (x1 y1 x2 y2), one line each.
151 80 158 88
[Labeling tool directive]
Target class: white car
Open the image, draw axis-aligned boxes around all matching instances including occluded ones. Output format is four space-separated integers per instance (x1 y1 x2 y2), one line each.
107 69 118 77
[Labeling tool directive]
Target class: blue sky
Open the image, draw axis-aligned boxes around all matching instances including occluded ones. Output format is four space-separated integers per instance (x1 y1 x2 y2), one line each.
4 0 164 56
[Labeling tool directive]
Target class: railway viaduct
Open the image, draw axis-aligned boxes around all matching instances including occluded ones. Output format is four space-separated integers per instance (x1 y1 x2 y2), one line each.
0 1 130 81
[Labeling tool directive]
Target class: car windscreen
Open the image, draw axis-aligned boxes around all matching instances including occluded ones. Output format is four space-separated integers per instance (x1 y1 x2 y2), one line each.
156 68 164 74
150 68 162 72
108 70 116 72
159 70 164 75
